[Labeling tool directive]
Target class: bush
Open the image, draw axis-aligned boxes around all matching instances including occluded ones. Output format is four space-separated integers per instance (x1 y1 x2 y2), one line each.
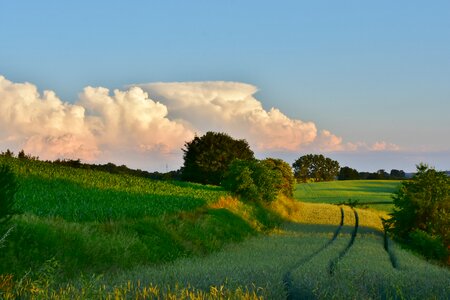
262 158 295 198
409 229 448 261
222 159 282 202
0 164 18 226
389 163 450 263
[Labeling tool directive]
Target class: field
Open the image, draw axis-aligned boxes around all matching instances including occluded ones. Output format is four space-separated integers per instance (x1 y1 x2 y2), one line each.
1 157 449 299
294 180 402 211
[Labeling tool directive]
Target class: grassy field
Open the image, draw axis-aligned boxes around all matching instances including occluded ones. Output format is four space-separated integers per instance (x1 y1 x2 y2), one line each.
1 157 449 299
5 200 449 299
0 156 277 279
294 180 402 211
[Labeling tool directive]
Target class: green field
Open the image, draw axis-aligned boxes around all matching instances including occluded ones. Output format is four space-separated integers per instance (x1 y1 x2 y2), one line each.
294 180 402 211
1 157 449 299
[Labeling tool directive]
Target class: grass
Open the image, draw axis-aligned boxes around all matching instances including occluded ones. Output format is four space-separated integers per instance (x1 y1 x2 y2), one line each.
294 180 402 211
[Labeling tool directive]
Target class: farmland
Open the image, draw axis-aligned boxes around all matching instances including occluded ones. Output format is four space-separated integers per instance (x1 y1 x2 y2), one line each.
294 180 402 211
1 157 449 299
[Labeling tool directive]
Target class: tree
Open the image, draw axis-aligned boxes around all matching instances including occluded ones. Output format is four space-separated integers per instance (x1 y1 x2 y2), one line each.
222 159 282 202
181 132 254 185
388 164 450 261
390 169 406 179
262 158 295 197
0 164 18 226
338 166 360 180
0 149 14 157
292 154 340 182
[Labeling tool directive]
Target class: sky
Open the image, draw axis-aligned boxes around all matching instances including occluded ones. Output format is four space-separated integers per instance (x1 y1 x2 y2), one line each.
1 1 449 172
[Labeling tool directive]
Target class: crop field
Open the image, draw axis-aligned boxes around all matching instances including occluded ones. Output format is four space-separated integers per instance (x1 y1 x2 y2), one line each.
294 180 402 211
0 156 226 222
34 205 445 299
1 157 449 299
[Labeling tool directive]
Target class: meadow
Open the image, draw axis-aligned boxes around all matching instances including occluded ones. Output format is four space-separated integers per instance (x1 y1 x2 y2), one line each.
1 157 449 299
294 180 402 211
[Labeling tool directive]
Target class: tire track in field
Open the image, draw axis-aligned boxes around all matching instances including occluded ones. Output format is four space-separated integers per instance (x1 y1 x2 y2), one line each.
283 207 345 300
383 226 399 269
328 208 359 276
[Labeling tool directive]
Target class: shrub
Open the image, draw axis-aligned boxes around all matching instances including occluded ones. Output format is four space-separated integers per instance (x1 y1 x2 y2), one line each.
389 163 450 263
222 159 282 202
262 158 295 198
409 229 448 261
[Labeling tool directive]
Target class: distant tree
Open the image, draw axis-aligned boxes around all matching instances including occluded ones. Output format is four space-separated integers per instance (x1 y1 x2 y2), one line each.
388 164 450 262
181 132 254 185
262 158 295 197
17 149 37 160
17 150 26 160
222 159 282 202
0 164 18 226
292 154 340 182
0 149 14 157
390 169 406 179
376 169 389 179
338 166 360 180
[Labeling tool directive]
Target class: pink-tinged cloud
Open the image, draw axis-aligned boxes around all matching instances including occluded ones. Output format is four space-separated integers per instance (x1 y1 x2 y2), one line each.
136 82 321 151
0 75 193 164
0 75 400 170
370 141 400 151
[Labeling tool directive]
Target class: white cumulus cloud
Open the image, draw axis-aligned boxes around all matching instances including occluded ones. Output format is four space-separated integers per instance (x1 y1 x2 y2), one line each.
0 76 193 167
137 82 325 152
0 75 400 171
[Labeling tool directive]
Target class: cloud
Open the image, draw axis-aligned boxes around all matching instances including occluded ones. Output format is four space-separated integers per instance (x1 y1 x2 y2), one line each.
137 82 323 151
0 76 193 167
369 141 400 152
0 75 400 171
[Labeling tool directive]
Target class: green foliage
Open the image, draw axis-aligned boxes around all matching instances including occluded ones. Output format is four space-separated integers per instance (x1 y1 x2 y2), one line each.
338 166 360 180
222 159 282 202
409 229 448 261
262 158 295 198
390 169 406 179
0 164 18 226
181 132 254 185
389 163 450 262
292 154 340 183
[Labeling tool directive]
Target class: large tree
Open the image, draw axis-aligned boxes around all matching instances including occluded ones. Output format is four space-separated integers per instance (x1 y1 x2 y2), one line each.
181 132 254 185
292 154 340 182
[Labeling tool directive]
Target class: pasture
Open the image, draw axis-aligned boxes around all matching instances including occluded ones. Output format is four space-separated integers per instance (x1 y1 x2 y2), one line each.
294 180 402 211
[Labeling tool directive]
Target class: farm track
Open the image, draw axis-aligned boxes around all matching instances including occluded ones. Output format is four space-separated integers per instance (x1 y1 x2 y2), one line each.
328 208 359 276
283 207 345 300
383 227 399 269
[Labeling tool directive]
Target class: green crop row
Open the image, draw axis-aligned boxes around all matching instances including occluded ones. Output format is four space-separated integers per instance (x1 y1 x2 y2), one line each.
0 156 226 221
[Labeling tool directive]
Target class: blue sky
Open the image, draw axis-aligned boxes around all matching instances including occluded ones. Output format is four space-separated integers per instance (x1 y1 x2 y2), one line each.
1 1 449 172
